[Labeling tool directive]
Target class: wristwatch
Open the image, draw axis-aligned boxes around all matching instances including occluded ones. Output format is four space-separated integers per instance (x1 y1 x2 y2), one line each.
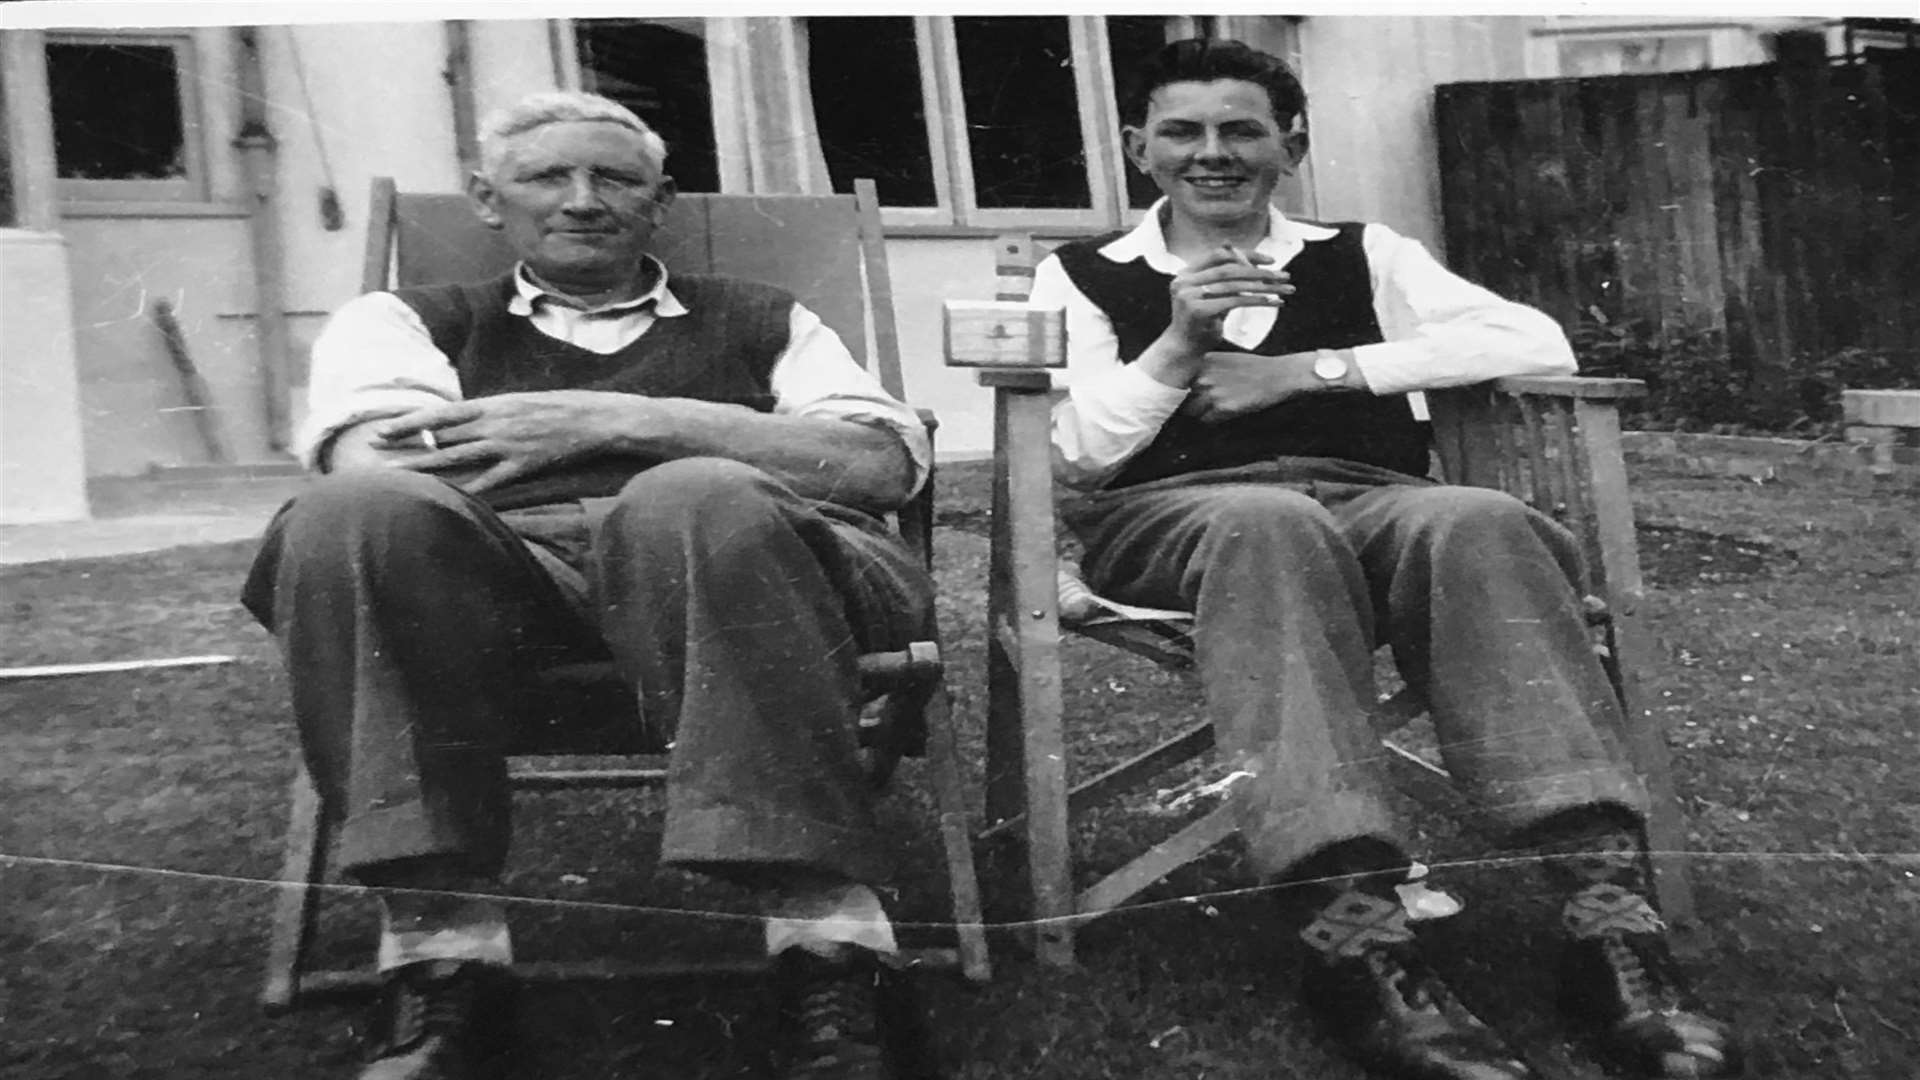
1312 349 1350 383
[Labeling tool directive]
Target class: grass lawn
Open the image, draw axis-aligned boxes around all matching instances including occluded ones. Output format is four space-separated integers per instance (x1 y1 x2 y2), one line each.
3 462 1916 1079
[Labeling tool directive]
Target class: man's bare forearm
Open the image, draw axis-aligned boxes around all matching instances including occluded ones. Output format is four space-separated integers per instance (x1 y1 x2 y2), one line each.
601 399 917 511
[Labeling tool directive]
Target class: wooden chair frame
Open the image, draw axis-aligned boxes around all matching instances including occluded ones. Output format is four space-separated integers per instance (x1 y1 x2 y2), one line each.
261 178 989 1013
946 234 1697 967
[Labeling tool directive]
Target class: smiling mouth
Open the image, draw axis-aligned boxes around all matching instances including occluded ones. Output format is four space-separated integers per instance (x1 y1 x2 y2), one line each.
1185 177 1245 190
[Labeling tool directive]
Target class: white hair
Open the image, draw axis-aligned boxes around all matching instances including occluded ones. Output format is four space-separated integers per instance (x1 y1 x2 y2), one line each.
476 91 670 177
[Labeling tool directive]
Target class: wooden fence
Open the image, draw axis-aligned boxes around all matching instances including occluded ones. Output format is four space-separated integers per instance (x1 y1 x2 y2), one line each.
1436 52 1919 426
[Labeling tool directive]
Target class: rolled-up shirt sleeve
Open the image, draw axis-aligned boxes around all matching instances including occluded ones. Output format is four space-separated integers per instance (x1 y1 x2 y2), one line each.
297 292 463 470
771 303 932 496
1352 223 1576 396
1033 255 1188 490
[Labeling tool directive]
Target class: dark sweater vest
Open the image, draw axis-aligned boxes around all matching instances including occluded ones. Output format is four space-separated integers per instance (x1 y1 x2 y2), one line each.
394 271 792 510
1055 223 1430 487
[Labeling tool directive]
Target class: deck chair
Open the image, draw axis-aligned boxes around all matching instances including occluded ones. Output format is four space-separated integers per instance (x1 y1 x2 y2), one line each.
260 178 990 1012
943 234 1697 967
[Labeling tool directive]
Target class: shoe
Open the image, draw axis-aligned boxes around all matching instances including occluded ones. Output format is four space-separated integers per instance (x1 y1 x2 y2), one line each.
1300 891 1533 1080
1558 884 1742 1078
356 959 517 1080
773 945 909 1080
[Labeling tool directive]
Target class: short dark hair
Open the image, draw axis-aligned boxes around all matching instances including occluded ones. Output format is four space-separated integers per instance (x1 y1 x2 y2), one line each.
1120 37 1307 131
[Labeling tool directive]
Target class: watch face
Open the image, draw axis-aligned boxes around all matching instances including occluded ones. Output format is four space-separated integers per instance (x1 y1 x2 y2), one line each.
1314 352 1349 381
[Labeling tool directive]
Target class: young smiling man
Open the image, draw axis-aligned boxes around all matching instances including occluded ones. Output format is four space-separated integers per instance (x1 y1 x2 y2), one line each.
244 92 931 1080
1029 38 1741 1080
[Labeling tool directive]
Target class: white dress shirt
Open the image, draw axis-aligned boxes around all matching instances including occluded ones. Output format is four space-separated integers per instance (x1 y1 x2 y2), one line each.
1029 201 1577 489
299 255 931 492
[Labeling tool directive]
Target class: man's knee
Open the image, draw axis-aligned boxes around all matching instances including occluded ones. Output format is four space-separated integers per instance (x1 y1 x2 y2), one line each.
1395 486 1581 579
278 469 471 538
1399 486 1543 542
244 470 493 626
1192 486 1341 558
604 458 785 537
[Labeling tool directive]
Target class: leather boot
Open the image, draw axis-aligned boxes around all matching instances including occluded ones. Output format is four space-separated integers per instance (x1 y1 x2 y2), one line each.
1300 889 1534 1080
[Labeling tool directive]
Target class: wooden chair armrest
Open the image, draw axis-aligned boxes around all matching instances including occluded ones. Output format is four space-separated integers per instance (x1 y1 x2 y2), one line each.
1482 375 1646 400
897 409 941 573
1428 377 1645 615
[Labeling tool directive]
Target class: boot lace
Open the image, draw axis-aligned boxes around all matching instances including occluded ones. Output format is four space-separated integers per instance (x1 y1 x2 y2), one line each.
1598 930 1688 1023
1365 944 1443 1013
368 963 476 1059
788 964 883 1079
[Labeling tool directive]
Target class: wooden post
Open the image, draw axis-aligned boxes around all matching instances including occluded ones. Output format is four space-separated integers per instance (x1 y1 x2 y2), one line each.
946 299 1074 965
1 31 59 232
1575 397 1700 943
444 21 479 169
1843 389 1920 480
233 26 294 453
979 371 1073 965
261 757 327 1013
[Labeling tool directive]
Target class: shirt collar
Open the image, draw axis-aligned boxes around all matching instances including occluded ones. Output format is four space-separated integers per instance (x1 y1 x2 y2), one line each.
1098 199 1338 273
508 254 688 318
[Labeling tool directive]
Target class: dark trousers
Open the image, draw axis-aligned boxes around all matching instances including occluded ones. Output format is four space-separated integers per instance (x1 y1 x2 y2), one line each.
1066 459 1648 880
241 459 931 887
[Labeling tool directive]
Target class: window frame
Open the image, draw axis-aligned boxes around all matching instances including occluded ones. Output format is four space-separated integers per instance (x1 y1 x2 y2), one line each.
1555 32 1713 75
923 14 1125 231
45 30 209 204
1524 22 1752 79
844 14 958 229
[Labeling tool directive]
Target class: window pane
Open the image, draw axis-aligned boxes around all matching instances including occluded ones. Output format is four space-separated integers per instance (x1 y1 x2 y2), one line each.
47 42 187 181
954 16 1090 210
577 20 718 193
807 17 936 206
1106 15 1176 210
1559 36 1710 76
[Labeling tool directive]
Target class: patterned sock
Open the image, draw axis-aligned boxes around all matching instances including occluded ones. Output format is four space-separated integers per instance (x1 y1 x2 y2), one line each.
1299 888 1415 959
376 892 512 972
764 883 898 958
1530 809 1665 940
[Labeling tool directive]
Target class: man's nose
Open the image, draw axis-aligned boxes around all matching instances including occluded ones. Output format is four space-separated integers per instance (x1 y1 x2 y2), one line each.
1195 129 1230 160
559 173 606 212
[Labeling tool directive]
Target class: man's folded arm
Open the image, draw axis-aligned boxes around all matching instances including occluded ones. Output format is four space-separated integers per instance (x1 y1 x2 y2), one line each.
301 291 465 473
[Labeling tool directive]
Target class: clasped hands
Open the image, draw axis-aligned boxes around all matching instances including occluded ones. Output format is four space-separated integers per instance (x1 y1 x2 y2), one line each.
1160 245 1359 424
347 390 660 492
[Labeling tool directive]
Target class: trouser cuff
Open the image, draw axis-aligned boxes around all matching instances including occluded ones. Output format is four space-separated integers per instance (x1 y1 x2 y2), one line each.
663 803 894 889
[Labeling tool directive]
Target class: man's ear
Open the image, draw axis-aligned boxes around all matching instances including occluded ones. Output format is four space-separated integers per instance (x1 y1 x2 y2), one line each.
647 176 678 224
466 171 503 230
1121 126 1150 174
1281 129 1309 176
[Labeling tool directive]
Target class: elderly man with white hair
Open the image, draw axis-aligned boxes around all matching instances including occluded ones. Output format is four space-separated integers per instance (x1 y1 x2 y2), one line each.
242 90 932 1080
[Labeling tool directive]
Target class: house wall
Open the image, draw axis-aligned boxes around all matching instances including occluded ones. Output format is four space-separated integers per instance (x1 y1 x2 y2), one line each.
884 236 1004 458
32 14 1570 477
52 20 561 477
1294 15 1534 256
0 230 90 522
1 30 89 523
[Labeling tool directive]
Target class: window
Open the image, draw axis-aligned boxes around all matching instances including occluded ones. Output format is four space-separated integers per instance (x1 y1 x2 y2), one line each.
805 14 1185 229
576 19 719 193
951 17 1090 211
1106 15 1181 211
807 17 938 207
1557 35 1711 76
45 33 206 202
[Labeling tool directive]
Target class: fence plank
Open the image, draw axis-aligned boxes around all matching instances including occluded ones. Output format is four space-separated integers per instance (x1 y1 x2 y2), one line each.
1437 54 1920 426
